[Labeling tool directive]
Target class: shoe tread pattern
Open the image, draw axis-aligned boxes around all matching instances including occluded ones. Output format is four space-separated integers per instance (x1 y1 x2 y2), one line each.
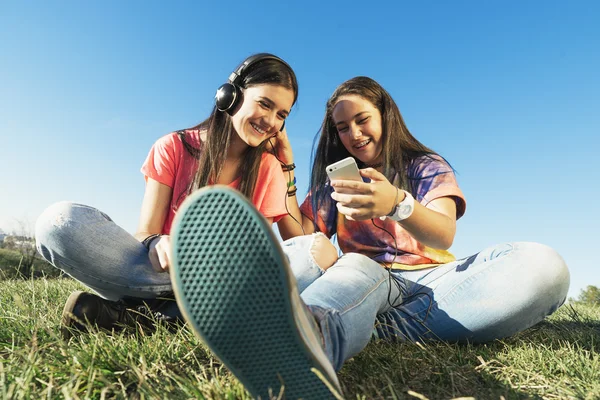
172 187 337 400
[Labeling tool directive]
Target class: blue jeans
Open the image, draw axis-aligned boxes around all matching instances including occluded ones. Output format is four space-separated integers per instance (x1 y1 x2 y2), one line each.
283 234 570 371
35 202 176 305
36 202 570 373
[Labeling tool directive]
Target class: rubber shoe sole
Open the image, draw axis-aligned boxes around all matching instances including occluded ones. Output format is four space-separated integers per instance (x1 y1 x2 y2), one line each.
61 290 86 340
170 186 342 400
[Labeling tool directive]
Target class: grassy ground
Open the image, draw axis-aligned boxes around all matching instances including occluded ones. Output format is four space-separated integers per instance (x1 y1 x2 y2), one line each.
0 248 62 279
0 278 598 399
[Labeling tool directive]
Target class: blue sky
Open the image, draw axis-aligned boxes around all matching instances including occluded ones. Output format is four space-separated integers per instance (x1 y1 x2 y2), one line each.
0 1 597 298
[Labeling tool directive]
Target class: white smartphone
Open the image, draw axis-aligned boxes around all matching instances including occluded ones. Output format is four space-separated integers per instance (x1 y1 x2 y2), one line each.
326 157 362 182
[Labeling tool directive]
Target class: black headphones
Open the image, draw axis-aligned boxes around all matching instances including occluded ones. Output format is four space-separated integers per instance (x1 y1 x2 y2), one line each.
214 53 291 119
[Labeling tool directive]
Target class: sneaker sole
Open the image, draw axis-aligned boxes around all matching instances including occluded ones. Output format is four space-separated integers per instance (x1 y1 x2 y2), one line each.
61 290 85 340
171 186 340 400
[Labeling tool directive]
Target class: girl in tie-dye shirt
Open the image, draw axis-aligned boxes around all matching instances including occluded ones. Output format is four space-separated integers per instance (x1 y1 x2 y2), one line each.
300 153 466 270
272 76 569 373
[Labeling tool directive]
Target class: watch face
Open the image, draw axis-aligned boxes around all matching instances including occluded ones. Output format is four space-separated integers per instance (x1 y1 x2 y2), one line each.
398 204 413 218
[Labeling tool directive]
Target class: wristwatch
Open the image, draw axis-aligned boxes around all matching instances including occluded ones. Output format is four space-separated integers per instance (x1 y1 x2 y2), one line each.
387 189 415 222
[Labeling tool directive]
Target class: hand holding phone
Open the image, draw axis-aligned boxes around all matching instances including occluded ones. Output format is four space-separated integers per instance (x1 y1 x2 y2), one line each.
326 157 363 221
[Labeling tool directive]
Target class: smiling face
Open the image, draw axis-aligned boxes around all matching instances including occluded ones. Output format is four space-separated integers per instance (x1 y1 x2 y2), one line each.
230 84 294 148
332 94 383 165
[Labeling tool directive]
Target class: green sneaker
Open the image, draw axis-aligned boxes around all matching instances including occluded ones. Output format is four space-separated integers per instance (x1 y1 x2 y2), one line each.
171 185 342 400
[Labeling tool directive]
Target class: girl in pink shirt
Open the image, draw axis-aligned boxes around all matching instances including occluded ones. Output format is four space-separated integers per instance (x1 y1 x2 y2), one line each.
35 53 298 338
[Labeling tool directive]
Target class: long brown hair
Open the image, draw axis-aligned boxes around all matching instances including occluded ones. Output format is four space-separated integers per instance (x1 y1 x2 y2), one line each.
180 56 298 202
309 76 443 226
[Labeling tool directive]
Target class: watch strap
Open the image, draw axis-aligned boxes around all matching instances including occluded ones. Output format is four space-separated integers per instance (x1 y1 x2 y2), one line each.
386 188 401 217
389 190 415 222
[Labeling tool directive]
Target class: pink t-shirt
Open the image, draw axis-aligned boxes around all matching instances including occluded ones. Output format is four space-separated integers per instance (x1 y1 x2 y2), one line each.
141 130 289 234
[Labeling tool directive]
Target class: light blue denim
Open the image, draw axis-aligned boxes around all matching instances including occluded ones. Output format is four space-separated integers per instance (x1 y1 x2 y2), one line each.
35 202 176 307
283 234 570 371
36 201 570 374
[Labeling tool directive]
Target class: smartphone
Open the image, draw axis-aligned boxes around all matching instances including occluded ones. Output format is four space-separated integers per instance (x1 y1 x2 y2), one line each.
326 157 362 182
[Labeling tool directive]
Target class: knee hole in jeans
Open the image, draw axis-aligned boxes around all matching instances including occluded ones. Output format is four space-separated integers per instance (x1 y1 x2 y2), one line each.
309 233 339 271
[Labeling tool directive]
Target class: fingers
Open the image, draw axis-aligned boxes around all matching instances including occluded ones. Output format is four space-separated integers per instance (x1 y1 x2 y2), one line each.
330 185 359 195
163 240 172 268
148 235 171 272
266 137 274 149
277 125 288 138
156 236 172 272
359 167 387 181
156 248 169 271
265 130 294 165
332 190 376 220
266 136 277 152
330 179 370 193
330 192 373 208
148 251 163 272
330 173 396 220
330 168 391 190
336 202 369 221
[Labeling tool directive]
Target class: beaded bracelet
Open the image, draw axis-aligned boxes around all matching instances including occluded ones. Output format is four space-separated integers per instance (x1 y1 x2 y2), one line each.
281 163 296 172
287 177 297 188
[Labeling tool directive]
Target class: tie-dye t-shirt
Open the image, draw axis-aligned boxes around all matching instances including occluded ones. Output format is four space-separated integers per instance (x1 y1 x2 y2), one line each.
299 155 467 269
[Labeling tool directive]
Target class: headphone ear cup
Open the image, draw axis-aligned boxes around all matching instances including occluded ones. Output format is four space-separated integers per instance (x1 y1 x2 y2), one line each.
215 83 239 113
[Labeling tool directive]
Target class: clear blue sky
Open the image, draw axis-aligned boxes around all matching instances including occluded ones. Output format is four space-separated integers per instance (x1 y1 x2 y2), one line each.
1 1 598 298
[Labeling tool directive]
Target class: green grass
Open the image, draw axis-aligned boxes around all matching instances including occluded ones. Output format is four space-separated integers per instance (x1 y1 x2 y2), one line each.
1 278 599 400
0 248 62 279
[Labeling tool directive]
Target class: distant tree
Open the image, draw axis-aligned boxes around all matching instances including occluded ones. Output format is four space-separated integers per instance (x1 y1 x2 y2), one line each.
0 227 6 249
5 220 38 277
577 285 600 306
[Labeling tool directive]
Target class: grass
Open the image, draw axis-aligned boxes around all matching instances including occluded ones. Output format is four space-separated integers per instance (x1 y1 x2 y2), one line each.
0 248 62 279
0 278 599 399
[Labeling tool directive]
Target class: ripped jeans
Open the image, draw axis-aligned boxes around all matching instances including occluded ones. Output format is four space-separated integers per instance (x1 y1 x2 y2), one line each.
283 234 570 371
36 202 570 372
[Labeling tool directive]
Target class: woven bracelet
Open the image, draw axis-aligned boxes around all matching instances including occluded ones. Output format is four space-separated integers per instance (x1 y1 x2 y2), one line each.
281 163 296 172
142 233 161 250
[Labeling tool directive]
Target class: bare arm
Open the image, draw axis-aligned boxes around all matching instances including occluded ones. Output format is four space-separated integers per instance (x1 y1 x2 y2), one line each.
394 196 456 250
135 178 173 271
135 178 172 240
330 168 457 250
267 128 315 240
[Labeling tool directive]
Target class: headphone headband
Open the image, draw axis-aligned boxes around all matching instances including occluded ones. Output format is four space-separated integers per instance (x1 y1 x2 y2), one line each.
215 53 292 117
227 53 291 86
